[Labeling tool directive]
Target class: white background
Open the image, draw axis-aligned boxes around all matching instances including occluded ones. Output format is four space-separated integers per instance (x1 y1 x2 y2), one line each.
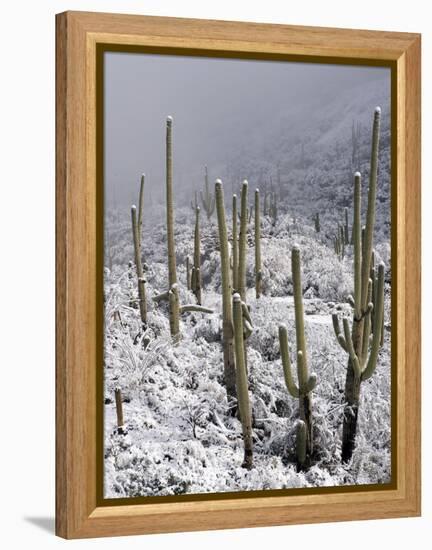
0 0 429 546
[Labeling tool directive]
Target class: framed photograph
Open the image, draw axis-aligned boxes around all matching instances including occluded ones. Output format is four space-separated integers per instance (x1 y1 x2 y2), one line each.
56 11 421 539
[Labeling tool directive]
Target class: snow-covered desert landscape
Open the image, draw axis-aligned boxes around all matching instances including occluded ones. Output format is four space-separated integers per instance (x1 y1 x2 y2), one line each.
103 54 392 499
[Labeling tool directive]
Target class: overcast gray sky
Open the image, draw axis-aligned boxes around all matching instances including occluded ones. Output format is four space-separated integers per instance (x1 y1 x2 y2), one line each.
104 52 389 209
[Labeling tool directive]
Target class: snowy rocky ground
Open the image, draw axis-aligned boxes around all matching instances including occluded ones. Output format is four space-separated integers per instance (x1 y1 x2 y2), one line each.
103 205 391 498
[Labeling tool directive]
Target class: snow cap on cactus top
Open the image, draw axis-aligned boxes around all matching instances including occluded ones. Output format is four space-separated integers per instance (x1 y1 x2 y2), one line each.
233 292 241 303
166 115 173 123
131 204 137 211
256 188 259 193
374 106 381 115
292 243 300 253
354 171 361 178
215 178 222 188
242 179 248 185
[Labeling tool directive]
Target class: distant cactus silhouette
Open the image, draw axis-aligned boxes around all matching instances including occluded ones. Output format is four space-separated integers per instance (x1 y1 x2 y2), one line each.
200 166 215 219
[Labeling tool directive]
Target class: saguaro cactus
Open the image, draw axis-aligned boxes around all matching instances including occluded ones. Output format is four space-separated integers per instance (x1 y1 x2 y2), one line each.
233 293 253 469
237 180 249 302
186 256 191 290
153 117 213 340
344 207 349 245
138 173 145 249
313 213 320 233
331 107 384 462
269 192 278 226
166 116 179 337
131 205 147 327
191 206 202 304
200 165 215 219
166 116 177 290
215 179 237 401
115 388 125 434
232 194 238 293
278 246 317 468
254 189 262 298
190 190 198 212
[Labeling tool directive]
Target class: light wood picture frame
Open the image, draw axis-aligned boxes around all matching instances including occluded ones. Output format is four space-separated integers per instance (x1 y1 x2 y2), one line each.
56 11 421 539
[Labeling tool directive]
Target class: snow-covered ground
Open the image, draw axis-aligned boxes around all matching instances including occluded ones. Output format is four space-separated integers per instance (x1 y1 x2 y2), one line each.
103 206 391 498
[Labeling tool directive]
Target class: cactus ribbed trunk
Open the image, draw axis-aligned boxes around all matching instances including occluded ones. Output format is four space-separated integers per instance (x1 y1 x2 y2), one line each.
233 293 253 469
191 207 202 304
232 194 238 293
186 257 191 290
168 283 180 342
115 388 124 433
131 205 147 326
344 207 349 245
254 189 262 298
215 180 237 402
238 181 248 302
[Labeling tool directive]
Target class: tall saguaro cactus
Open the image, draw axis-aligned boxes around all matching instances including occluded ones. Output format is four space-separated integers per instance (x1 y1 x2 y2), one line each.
131 205 147 327
332 107 384 462
138 173 145 249
153 117 213 340
254 189 262 298
278 246 317 468
191 206 202 304
232 194 238 293
166 116 179 337
233 293 253 469
200 165 215 219
215 179 237 402
166 116 177 290
237 180 249 302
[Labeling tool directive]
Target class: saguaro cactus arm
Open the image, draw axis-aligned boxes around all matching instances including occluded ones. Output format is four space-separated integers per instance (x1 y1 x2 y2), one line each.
332 314 347 351
180 304 214 314
298 350 317 393
362 263 385 381
342 318 361 378
131 205 147 325
353 172 362 318
360 107 381 310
